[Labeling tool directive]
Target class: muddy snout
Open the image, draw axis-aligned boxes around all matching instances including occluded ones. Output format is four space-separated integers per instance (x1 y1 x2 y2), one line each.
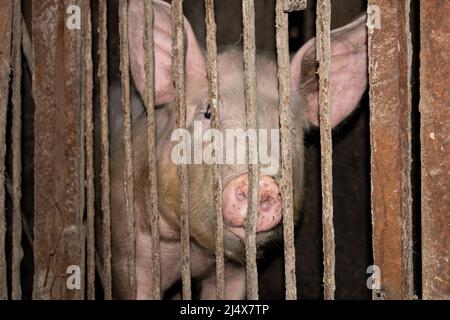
222 173 282 241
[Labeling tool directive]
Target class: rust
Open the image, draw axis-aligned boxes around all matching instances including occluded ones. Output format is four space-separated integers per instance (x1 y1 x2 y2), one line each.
83 0 95 300
119 0 137 300
98 0 113 300
276 0 297 300
205 0 225 300
0 0 12 301
143 0 161 300
420 0 450 300
11 0 24 300
242 0 259 300
32 0 85 299
172 0 192 300
316 0 336 300
368 0 414 300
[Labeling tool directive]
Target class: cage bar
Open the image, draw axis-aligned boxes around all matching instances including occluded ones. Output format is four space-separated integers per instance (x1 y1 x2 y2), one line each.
119 0 137 300
143 0 162 300
368 0 414 300
205 0 225 300
32 0 85 299
420 0 450 300
172 0 192 300
242 0 259 300
11 0 24 300
276 0 297 300
316 0 336 300
83 0 95 301
0 0 13 301
98 0 113 301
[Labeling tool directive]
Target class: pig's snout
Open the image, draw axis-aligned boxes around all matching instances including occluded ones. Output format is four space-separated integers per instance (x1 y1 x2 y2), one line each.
222 173 282 241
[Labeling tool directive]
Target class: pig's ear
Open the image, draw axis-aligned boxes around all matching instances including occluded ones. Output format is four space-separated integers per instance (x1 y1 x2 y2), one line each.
129 0 206 105
290 15 368 128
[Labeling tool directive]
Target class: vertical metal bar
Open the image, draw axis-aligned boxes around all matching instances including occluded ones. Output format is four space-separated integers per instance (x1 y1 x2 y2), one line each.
0 0 13 301
172 0 192 300
368 0 414 300
316 0 335 300
143 0 161 300
32 0 85 299
11 0 24 300
420 0 450 300
242 0 259 300
205 0 225 299
119 0 136 300
98 0 113 300
276 0 297 300
204 0 225 300
83 0 95 301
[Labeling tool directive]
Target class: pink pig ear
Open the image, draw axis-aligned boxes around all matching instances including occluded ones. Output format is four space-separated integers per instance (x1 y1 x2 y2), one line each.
129 0 206 105
291 15 368 128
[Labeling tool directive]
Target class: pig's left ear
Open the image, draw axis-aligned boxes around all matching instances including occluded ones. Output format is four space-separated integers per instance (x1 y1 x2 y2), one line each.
129 0 206 106
290 15 368 128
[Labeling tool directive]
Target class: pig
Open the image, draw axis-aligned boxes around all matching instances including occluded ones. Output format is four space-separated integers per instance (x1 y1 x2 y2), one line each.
105 0 368 299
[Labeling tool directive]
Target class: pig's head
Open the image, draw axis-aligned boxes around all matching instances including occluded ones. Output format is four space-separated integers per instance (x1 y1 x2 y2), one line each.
129 0 367 263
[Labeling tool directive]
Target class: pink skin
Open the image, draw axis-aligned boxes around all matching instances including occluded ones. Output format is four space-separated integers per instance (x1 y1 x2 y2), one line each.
223 173 282 241
103 0 368 300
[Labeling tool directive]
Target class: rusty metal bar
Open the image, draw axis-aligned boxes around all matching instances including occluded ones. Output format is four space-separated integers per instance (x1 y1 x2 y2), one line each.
205 0 225 300
368 0 414 300
98 0 113 300
83 0 95 301
32 0 85 299
276 0 297 300
242 0 259 300
172 0 192 300
119 0 137 300
0 0 13 301
420 0 450 300
143 0 161 300
316 0 335 300
11 0 24 300
284 0 307 12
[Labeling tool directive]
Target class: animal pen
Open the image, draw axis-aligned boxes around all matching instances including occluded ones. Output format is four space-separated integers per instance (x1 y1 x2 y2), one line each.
0 0 449 300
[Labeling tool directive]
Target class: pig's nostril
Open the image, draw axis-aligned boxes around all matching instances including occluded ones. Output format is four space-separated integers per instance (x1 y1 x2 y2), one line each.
259 196 276 212
235 190 247 201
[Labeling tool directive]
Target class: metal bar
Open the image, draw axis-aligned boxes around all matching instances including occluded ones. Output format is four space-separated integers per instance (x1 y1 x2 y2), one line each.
32 0 85 299
98 0 113 300
143 0 162 300
172 0 192 300
0 0 13 301
276 0 297 300
420 0 450 300
11 0 24 300
205 0 225 300
284 0 307 12
368 0 414 300
316 0 335 300
242 0 259 300
83 0 95 301
119 0 136 300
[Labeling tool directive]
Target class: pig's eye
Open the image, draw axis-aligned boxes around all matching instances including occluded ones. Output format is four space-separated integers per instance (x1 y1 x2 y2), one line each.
204 104 211 120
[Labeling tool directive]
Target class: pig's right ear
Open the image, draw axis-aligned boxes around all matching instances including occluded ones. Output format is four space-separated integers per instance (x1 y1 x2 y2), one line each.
129 0 206 105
